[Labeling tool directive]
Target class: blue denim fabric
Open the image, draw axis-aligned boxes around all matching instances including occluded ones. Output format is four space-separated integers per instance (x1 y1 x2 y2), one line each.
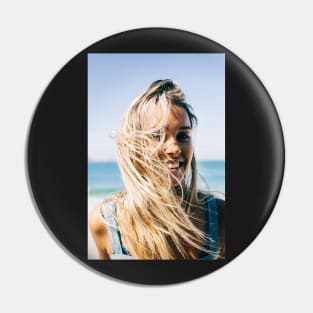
199 195 220 260
103 201 123 255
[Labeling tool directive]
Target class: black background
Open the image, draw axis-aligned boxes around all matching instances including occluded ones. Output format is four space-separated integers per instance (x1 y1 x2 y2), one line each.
27 28 284 284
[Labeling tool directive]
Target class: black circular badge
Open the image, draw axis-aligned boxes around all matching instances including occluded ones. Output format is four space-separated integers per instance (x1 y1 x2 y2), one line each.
27 28 284 284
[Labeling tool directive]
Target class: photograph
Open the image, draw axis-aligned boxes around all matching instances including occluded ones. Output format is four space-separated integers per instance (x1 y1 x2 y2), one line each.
87 53 225 260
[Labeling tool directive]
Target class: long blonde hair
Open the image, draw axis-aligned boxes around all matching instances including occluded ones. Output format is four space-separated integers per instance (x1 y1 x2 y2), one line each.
114 79 211 259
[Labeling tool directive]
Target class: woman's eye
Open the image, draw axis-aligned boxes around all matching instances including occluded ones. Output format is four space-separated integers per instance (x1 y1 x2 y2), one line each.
177 133 191 142
151 133 162 141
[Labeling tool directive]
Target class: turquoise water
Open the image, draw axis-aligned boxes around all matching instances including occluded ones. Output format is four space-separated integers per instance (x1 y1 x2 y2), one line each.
88 160 225 197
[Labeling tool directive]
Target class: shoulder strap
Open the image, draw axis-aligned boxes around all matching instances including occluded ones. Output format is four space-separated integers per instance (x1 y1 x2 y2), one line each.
102 201 123 255
203 195 220 260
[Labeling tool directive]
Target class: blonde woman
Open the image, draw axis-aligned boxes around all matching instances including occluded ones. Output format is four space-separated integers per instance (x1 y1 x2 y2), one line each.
89 79 225 260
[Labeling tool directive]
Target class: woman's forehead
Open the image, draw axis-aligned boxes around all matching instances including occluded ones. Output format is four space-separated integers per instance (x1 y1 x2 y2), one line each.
144 104 191 130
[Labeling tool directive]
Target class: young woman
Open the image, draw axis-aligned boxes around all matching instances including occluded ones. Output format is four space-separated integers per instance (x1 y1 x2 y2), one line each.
89 79 225 260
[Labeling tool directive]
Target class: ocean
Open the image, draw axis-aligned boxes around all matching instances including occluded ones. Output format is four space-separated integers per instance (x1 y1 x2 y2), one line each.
88 160 225 212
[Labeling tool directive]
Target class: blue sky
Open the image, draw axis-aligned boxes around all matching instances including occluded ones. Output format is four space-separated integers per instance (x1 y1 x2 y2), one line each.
88 53 225 161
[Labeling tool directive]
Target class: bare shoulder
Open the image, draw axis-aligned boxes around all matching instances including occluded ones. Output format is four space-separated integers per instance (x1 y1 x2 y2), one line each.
89 204 106 234
88 204 112 258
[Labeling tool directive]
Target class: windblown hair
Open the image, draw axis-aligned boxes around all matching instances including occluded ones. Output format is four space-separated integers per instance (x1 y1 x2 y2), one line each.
114 79 211 259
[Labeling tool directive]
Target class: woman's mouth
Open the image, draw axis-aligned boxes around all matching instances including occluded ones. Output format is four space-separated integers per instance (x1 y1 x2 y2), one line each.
166 161 185 172
165 160 186 186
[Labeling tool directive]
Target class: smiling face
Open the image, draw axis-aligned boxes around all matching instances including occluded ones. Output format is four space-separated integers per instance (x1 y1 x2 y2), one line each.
146 104 193 186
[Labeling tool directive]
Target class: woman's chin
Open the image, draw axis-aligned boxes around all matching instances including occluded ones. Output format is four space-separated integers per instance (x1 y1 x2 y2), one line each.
170 175 184 188
167 166 187 188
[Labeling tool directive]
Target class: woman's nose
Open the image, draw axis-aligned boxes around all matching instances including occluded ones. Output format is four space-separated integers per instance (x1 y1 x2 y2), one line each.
164 138 181 156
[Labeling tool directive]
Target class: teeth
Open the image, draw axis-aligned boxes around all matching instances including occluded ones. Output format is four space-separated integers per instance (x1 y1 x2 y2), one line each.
168 163 179 169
